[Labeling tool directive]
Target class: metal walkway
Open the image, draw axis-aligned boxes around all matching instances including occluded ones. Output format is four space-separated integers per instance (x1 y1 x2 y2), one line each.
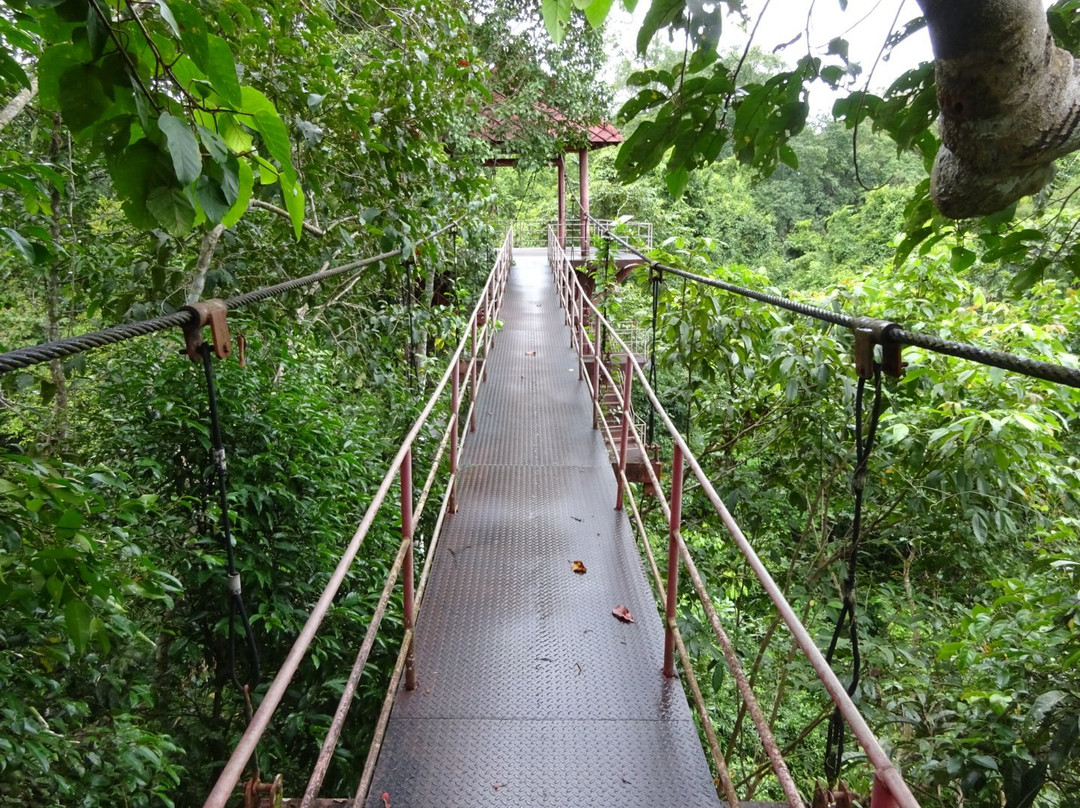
363 249 722 807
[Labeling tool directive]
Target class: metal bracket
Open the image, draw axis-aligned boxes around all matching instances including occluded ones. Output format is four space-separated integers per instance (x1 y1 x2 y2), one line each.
852 316 904 379
242 772 283 808
181 299 232 362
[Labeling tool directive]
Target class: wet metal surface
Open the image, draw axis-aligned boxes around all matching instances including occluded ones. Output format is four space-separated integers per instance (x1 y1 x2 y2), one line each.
364 249 721 807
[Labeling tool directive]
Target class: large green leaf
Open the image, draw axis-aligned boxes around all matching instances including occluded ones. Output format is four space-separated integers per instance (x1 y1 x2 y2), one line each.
158 112 202 186
637 0 684 55
146 185 196 235
204 34 242 108
57 65 110 133
253 109 296 184
279 172 305 240
541 0 571 43
64 597 93 654
221 159 253 228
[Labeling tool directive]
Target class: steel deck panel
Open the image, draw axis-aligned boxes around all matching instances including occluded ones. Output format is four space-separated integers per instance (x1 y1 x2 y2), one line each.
363 249 721 807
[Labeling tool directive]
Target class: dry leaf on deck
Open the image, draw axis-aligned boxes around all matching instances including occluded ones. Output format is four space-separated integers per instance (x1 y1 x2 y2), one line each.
612 605 634 623
571 560 587 574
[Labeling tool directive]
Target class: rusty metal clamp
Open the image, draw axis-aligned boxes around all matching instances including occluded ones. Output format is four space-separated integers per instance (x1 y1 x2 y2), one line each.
242 772 283 808
181 299 232 362
852 316 904 380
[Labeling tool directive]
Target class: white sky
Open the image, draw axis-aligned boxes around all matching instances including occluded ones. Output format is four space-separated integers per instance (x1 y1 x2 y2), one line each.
604 0 1056 117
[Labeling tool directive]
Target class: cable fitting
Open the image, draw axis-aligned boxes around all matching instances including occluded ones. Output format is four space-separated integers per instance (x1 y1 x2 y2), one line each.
227 572 241 596
181 299 232 362
213 447 227 473
852 316 905 380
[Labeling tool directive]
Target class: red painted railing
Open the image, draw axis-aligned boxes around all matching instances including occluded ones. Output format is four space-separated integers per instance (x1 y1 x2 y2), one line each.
548 227 915 808
202 230 512 808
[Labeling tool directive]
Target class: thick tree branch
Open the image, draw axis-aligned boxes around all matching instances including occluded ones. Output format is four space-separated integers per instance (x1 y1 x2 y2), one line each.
918 0 1080 217
186 224 226 304
0 77 38 132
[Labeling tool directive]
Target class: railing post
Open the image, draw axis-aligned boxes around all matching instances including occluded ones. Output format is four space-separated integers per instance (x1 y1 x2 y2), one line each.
591 320 602 430
664 444 684 677
871 775 899 808
577 293 585 380
449 361 460 514
615 353 633 511
570 282 578 349
470 319 478 433
401 448 417 691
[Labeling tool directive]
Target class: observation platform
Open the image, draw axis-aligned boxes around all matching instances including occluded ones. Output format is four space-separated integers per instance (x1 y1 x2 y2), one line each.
363 248 722 807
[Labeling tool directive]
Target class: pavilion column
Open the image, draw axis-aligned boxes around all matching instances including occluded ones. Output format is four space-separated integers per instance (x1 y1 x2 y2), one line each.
557 154 566 247
578 147 589 259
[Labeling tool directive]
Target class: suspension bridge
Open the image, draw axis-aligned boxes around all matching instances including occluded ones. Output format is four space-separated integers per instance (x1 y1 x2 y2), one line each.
3 217 1077 808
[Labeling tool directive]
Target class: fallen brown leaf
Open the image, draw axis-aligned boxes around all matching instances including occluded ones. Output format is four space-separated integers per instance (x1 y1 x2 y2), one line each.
612 605 634 623
571 560 587 574
381 792 391 808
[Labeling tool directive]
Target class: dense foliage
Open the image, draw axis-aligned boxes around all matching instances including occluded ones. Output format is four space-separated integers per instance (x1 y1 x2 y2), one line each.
2 1 1079 807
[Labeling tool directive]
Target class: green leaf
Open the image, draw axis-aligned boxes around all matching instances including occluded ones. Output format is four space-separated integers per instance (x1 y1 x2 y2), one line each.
195 176 230 222
156 0 180 35
638 0 684 55
2 227 35 263
541 0 572 43
279 172 305 240
146 186 196 235
582 0 615 27
55 509 84 539
158 112 202 186
64 597 93 654
205 34 242 108
665 166 689 198
197 124 229 164
57 65 110 133
86 0 110 60
253 109 295 179
221 159 253 228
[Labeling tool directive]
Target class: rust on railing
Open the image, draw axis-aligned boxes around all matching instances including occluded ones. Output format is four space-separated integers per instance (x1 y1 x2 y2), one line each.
204 230 513 808
547 224 919 808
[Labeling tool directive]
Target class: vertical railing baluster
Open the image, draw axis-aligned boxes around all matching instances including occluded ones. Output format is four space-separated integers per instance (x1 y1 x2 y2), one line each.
577 290 585 379
449 361 460 514
591 319 602 430
664 444 685 677
470 318 478 433
615 353 633 511
401 448 417 691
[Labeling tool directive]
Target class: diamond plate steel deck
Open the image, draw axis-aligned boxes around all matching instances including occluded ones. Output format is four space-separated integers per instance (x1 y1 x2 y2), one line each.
363 249 722 808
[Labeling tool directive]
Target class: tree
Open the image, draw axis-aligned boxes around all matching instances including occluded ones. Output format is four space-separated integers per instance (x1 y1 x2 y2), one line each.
547 0 1080 287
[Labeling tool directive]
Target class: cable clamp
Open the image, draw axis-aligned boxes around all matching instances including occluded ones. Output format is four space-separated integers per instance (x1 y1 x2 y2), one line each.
852 316 905 380
213 447 227 473
181 299 232 362
227 572 241 596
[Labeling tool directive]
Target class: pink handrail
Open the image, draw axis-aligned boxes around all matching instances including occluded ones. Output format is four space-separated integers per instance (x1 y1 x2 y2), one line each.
547 228 918 808
203 230 513 808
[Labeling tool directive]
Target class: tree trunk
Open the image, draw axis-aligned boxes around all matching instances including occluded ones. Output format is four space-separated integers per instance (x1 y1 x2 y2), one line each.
918 0 1080 217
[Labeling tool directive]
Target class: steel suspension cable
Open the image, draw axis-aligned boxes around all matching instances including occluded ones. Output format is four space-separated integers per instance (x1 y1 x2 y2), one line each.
0 217 465 376
582 210 1080 390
